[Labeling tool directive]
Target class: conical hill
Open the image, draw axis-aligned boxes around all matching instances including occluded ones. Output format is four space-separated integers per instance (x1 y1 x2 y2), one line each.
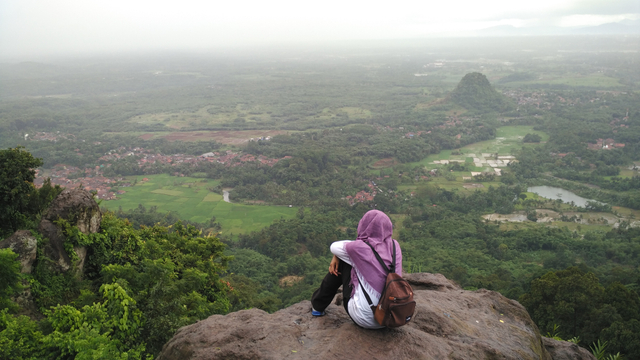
450 72 513 112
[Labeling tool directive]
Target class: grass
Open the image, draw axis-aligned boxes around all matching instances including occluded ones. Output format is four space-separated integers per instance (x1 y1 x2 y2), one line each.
402 126 548 170
612 206 640 219
127 105 254 129
151 189 184 196
459 126 549 155
102 174 298 236
127 104 373 131
617 169 639 178
372 126 549 195
338 107 372 119
404 150 454 168
388 214 407 240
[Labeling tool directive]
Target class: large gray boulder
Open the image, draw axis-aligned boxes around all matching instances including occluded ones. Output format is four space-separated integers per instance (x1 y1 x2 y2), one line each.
38 188 101 273
0 230 37 273
158 272 594 360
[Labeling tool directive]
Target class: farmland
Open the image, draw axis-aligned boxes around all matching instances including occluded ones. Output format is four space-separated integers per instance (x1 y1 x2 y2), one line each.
405 125 548 170
102 174 298 236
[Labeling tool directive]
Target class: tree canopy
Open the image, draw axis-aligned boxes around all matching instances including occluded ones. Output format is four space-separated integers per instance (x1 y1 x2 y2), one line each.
0 147 43 236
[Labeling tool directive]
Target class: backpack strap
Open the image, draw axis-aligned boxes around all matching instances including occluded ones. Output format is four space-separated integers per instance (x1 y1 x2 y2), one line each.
364 240 396 274
360 240 398 312
360 281 376 312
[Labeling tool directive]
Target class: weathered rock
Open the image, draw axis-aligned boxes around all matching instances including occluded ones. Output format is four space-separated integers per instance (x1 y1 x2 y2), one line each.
542 337 596 360
0 230 37 273
158 273 590 360
38 188 101 273
12 287 42 321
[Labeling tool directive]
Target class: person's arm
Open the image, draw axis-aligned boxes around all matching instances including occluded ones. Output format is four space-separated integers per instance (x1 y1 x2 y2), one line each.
329 255 340 276
328 240 353 276
330 240 353 265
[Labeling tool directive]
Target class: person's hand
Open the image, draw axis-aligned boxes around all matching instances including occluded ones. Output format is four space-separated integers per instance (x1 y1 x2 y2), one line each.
329 255 340 276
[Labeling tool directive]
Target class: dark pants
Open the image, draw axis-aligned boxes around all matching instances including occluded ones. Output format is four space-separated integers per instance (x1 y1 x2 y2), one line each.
311 260 353 314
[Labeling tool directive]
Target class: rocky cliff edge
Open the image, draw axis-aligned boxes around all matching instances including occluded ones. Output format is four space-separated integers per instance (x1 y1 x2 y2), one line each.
158 272 594 360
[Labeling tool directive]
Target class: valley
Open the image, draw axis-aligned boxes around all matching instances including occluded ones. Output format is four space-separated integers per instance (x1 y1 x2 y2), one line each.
1 36 640 358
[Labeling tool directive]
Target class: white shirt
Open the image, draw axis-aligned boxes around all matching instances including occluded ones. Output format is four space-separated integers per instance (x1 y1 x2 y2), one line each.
330 240 384 329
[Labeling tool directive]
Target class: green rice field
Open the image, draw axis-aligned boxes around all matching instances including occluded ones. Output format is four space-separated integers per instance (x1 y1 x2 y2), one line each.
102 174 298 236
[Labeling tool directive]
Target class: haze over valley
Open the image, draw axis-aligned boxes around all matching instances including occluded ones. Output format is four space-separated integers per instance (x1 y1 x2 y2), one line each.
1 0 640 358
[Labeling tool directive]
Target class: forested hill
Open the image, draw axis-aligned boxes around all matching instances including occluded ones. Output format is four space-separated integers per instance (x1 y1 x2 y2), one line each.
450 72 513 112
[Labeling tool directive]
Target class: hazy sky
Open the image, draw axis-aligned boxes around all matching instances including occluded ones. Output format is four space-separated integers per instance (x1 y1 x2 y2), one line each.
1 0 638 60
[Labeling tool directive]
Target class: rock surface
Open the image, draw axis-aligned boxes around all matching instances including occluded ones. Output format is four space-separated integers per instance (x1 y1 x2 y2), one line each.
542 337 595 360
0 230 38 273
38 188 101 273
158 272 593 360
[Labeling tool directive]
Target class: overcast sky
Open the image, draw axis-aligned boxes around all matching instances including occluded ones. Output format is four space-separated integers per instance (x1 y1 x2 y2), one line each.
1 0 638 60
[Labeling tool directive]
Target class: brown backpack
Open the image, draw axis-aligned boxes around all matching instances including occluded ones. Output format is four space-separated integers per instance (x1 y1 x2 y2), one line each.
361 240 416 328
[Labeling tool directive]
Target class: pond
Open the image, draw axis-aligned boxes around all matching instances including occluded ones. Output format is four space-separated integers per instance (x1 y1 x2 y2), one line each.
527 186 602 207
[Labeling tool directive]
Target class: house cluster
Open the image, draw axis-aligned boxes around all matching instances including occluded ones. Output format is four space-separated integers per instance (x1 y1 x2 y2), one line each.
610 112 630 133
504 90 611 110
344 182 377 206
99 147 290 169
430 153 513 178
99 147 198 166
34 165 120 200
27 132 76 142
554 96 580 106
503 90 547 107
33 147 294 202
437 117 466 130
587 139 625 151
472 154 514 169
199 151 291 166
99 147 142 161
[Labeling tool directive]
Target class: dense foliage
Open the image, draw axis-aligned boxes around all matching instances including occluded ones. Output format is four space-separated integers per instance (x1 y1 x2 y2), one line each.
0 147 42 235
0 149 233 358
521 266 640 357
1 213 232 359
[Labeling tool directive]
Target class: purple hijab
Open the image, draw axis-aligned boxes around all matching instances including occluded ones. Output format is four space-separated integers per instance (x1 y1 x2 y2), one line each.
345 210 403 297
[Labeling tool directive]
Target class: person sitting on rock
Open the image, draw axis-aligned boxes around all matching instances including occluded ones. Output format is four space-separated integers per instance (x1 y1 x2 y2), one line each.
311 209 402 329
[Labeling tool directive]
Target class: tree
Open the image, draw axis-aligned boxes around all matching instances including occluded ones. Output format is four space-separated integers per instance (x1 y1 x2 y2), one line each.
520 267 604 341
0 147 43 236
523 133 542 143
601 319 640 359
0 249 22 310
